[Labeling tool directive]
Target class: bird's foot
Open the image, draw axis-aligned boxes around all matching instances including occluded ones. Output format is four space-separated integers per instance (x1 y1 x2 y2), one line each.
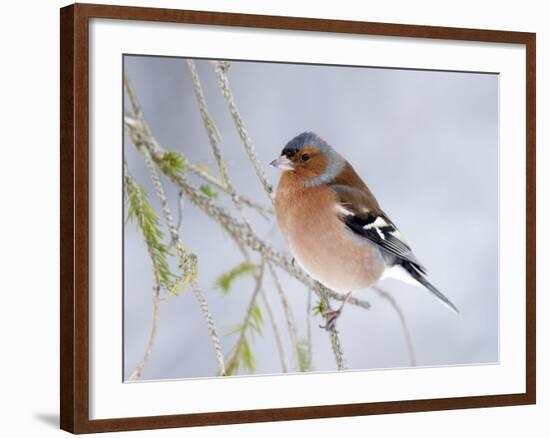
319 308 342 331
319 291 352 331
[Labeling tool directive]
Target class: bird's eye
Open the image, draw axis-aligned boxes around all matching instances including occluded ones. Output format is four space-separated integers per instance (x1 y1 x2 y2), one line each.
301 154 310 162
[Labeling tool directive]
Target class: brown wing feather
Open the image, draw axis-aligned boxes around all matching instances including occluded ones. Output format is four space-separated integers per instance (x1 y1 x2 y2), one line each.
329 162 382 217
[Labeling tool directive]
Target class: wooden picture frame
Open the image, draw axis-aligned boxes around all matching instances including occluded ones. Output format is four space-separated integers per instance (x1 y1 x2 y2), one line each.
60 2 536 433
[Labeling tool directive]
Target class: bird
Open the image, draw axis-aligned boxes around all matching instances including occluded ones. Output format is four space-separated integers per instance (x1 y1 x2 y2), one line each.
270 131 459 329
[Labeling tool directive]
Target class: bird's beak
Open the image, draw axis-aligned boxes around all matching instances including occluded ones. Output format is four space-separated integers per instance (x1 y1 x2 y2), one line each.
269 155 294 171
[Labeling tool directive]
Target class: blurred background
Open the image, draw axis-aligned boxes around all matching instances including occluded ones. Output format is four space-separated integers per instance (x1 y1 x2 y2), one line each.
123 56 498 381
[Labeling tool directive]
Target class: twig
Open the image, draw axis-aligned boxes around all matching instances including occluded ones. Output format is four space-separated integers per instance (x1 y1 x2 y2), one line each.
316 283 347 370
187 62 302 371
186 162 273 215
188 62 271 218
128 291 160 381
226 231 290 373
191 279 228 375
186 59 258 233
212 61 274 201
176 190 184 234
125 78 228 376
186 60 229 185
374 286 416 367
306 289 313 370
226 262 265 374
124 164 162 381
124 75 148 130
267 263 300 370
260 288 289 373
141 143 226 375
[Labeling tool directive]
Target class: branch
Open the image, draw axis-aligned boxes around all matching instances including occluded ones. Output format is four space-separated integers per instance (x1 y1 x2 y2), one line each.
186 162 273 216
186 60 229 185
124 78 229 376
186 61 273 214
212 61 274 202
140 143 227 376
191 280 228 375
373 286 416 367
306 288 313 370
316 284 347 370
176 190 184 234
187 63 302 371
260 288 290 373
267 262 300 370
225 228 291 374
128 293 160 381
225 262 265 375
124 164 163 381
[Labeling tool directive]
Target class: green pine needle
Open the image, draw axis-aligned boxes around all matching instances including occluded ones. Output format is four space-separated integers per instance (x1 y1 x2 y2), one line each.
240 337 255 372
125 175 173 289
214 262 257 294
159 151 186 177
199 184 218 199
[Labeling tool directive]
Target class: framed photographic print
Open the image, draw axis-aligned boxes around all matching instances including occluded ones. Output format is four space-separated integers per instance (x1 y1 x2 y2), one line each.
60 3 536 434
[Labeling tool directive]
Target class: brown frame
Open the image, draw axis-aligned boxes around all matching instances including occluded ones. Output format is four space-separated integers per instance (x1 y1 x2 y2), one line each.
60 2 536 434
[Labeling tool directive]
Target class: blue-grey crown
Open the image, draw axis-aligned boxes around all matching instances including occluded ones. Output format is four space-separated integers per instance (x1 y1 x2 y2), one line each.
281 132 333 158
281 132 345 187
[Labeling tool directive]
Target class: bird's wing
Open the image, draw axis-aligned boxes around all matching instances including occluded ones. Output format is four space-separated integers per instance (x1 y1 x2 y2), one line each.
330 183 459 314
330 184 426 273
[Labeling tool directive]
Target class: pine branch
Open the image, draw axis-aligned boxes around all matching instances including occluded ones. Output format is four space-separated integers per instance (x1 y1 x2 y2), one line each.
212 61 275 202
139 142 227 376
316 283 347 370
267 262 300 371
186 60 228 185
187 60 273 217
260 288 290 373
128 294 160 381
225 263 265 375
124 165 163 381
374 286 417 367
186 160 273 216
304 288 314 372
187 63 303 371
124 114 272 217
225 233 291 374
124 165 172 290
215 261 257 294
125 78 226 376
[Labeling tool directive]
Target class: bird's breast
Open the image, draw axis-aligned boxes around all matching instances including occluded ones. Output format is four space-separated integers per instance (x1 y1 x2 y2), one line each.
275 183 385 292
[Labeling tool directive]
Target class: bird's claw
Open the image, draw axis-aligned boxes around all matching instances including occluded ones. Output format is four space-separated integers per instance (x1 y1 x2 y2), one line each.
319 308 342 331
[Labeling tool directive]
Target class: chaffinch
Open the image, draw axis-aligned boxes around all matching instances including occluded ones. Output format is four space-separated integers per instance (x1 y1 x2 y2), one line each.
270 132 458 328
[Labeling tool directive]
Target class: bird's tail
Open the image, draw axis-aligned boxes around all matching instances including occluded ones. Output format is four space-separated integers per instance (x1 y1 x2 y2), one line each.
401 262 460 314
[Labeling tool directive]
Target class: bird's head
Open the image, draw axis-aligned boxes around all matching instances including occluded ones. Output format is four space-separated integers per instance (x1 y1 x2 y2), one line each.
270 132 345 187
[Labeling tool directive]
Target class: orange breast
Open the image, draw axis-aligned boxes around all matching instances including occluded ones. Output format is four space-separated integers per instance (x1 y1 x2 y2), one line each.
275 176 385 292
